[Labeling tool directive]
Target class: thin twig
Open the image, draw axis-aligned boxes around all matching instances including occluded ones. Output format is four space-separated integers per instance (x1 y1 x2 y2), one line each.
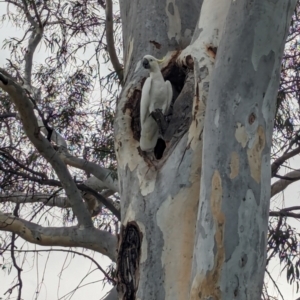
265 268 284 300
9 248 115 284
10 204 23 300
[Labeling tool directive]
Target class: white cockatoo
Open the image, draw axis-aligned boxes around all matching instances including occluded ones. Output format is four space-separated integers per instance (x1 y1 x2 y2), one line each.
140 55 173 152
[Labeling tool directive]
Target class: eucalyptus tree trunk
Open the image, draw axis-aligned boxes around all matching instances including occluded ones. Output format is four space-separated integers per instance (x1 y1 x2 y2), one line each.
115 0 297 299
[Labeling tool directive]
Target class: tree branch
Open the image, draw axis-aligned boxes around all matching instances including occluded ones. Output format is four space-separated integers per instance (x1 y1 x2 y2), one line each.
78 184 120 220
0 113 17 119
271 146 300 176
0 169 119 218
58 148 119 193
271 169 300 197
37 119 67 148
269 210 300 219
0 192 70 208
20 0 37 27
9 248 116 284
0 212 117 262
105 0 123 82
0 70 93 228
10 204 23 300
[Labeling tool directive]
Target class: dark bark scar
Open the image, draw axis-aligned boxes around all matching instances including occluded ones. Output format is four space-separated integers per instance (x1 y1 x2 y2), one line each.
117 222 143 300
149 40 161 49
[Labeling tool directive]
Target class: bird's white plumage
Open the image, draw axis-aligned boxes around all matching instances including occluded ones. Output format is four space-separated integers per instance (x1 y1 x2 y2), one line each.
139 55 173 152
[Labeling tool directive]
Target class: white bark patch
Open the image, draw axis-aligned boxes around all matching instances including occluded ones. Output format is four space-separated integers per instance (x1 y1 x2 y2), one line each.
191 170 225 299
229 152 239 179
179 0 230 65
214 108 220 127
134 60 141 73
115 110 140 171
156 164 200 299
136 221 148 263
181 28 192 48
235 123 249 148
124 37 134 78
165 0 181 43
247 126 266 183
123 202 136 225
137 165 157 196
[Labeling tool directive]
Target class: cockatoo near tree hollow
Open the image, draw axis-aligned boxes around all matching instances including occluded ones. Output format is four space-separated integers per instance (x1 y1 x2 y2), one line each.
139 55 172 152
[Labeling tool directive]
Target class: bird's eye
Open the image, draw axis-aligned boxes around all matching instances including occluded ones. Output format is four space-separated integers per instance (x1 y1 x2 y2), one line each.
150 59 152 61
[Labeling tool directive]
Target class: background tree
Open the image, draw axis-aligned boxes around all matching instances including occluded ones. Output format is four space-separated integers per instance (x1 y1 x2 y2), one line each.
0 0 300 299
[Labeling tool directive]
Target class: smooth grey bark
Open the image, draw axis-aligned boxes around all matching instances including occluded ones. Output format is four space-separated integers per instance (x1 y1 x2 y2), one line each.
115 0 297 300
115 0 203 299
190 1 297 299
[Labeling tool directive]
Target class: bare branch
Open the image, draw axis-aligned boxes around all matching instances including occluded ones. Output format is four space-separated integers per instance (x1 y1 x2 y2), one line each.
10 248 116 284
0 70 93 228
0 212 117 262
0 113 17 119
271 169 300 197
105 0 123 82
37 118 68 148
265 269 284 300
29 0 43 28
0 171 119 218
58 148 119 193
78 184 120 220
10 204 23 300
271 146 300 176
269 211 300 218
19 0 36 26
0 192 70 208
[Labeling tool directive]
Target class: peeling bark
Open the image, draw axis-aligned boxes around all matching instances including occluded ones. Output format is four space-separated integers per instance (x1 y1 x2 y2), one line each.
117 222 142 299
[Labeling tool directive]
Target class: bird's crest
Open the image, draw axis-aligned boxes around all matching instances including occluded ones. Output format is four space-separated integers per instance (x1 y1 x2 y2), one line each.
156 57 165 64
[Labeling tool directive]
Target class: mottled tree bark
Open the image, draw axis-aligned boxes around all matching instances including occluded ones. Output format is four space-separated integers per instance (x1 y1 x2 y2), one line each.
115 0 297 299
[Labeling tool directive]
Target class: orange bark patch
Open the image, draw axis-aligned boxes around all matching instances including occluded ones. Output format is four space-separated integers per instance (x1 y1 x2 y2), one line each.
229 152 239 179
247 126 265 183
156 153 202 299
190 170 225 299
206 45 217 59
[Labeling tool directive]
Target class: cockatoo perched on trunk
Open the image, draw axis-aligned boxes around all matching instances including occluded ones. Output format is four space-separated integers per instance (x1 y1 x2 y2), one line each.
140 55 173 152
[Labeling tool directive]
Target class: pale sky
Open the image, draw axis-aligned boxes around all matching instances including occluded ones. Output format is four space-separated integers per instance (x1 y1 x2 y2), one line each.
1 2 300 300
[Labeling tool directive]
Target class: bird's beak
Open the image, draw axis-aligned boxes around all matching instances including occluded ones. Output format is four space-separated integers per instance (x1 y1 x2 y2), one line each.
142 58 150 69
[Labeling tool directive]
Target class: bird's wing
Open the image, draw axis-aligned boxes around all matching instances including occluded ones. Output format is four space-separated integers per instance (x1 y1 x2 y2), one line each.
162 80 173 114
140 77 152 124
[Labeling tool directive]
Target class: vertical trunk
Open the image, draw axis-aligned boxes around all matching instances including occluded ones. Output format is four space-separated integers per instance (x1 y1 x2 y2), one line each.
190 1 297 299
115 1 203 299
